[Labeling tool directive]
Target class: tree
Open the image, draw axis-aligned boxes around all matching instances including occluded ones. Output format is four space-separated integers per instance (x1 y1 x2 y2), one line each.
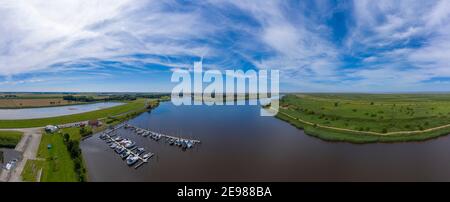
63 133 70 143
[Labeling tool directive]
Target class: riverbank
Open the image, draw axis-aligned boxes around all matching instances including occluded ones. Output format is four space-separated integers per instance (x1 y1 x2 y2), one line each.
0 99 147 128
276 94 450 143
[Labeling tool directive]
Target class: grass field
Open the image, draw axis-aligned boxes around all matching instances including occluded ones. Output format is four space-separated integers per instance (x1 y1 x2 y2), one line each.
0 99 148 129
33 127 89 182
21 160 45 182
36 131 79 182
0 98 82 109
0 131 23 148
277 94 450 143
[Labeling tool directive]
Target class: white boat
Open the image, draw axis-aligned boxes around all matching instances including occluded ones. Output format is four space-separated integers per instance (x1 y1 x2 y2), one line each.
126 155 139 166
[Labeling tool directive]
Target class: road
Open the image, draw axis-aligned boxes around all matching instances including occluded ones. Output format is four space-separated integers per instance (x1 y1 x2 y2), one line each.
0 127 43 182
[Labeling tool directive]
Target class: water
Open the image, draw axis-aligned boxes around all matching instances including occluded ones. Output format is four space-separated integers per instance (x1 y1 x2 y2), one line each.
81 100 450 181
0 102 124 120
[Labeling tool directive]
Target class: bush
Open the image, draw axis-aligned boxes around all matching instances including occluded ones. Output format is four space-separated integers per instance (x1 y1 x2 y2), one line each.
79 127 93 137
63 133 70 143
62 138 85 182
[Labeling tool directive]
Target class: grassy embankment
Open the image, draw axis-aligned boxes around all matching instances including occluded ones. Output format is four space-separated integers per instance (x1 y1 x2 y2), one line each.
0 99 148 129
0 131 23 148
277 94 450 143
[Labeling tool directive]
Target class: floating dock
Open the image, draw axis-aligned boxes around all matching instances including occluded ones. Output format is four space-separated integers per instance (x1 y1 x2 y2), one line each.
124 124 201 144
100 124 154 169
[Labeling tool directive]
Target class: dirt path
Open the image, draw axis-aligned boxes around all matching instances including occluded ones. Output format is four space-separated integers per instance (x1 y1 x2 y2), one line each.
0 127 43 182
279 110 450 136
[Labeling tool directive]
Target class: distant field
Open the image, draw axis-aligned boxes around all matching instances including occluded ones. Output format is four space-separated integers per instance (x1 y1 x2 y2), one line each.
0 131 23 148
277 94 450 143
0 99 148 129
0 98 81 108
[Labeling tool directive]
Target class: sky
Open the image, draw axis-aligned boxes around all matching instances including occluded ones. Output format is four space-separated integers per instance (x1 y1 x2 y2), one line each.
1 0 450 92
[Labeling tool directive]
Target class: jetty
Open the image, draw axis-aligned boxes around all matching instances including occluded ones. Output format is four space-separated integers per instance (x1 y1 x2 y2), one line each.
99 124 154 169
124 124 201 144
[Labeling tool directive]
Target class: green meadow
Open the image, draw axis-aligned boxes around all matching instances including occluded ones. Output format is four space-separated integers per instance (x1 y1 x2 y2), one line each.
277 94 450 143
0 131 23 148
24 127 87 182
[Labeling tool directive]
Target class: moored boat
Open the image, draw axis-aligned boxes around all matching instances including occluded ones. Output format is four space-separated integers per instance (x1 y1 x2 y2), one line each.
126 155 139 166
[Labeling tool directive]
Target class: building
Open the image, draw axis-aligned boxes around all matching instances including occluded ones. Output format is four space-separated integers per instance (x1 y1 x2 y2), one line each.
45 125 58 133
88 119 102 127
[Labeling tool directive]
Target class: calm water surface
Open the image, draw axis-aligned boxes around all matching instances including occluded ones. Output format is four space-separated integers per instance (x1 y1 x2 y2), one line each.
81 100 450 181
0 102 124 120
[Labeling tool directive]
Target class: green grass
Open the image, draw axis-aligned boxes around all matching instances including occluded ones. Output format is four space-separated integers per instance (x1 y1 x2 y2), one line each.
36 131 79 182
277 94 450 143
0 99 147 129
21 160 45 182
0 131 23 148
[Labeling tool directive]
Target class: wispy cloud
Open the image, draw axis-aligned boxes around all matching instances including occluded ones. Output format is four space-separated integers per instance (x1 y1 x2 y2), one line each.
0 0 449 92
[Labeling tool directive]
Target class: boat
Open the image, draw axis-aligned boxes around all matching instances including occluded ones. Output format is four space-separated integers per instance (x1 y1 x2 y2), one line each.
168 138 175 145
181 141 188 150
121 150 131 159
115 146 125 154
142 152 154 161
126 155 139 166
118 139 128 145
137 130 144 135
114 136 123 141
99 134 107 140
124 141 136 149
136 147 145 155
109 143 117 149
186 140 193 148
128 146 137 151
142 131 150 137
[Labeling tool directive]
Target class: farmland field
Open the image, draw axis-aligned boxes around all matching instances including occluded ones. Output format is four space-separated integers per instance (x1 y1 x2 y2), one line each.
0 98 82 108
277 94 450 143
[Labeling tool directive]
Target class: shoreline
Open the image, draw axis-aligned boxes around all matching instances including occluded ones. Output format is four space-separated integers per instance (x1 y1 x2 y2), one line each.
275 93 450 144
275 109 450 144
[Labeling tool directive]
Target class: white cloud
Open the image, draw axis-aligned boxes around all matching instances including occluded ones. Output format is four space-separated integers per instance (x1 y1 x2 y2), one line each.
1 0 450 92
0 0 215 76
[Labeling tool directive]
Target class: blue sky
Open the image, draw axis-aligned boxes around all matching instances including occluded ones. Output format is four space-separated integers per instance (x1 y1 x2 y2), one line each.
1 0 450 92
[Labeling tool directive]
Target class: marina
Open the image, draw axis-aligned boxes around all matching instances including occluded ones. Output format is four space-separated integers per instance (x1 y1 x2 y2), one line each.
94 121 199 170
123 124 201 150
99 124 154 169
